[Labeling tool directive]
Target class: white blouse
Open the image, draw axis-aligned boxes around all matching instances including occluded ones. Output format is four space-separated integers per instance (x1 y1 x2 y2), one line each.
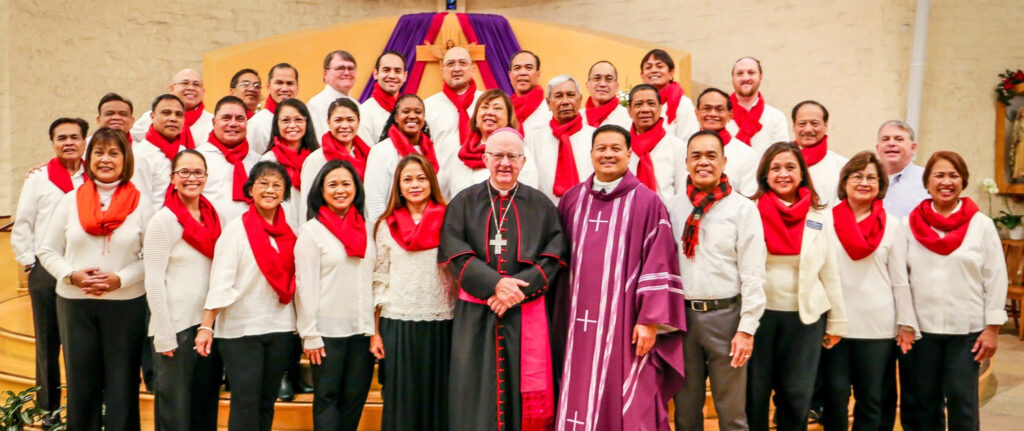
11 164 85 266
294 218 376 350
143 208 212 352
204 218 297 339
895 208 1007 335
37 181 151 300
829 212 917 339
807 151 849 207
372 225 455 321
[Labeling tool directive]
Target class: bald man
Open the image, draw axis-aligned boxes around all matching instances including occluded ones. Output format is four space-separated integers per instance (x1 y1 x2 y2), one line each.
130 68 213 145
582 60 632 129
423 46 482 169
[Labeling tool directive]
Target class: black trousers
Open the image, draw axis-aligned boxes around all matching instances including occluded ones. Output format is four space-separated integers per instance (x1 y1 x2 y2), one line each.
27 261 61 412
820 338 895 431
219 331 295 431
152 325 223 431
898 332 981 431
311 335 375 431
57 295 147 431
747 310 826 431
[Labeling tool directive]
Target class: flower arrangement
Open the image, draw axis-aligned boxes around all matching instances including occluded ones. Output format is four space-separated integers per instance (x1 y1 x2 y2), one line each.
617 90 630 107
996 69 1024 105
983 178 1023 232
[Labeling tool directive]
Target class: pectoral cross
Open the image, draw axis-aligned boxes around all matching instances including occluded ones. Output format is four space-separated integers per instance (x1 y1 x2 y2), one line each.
566 411 585 431
490 232 507 255
576 309 597 333
588 211 609 232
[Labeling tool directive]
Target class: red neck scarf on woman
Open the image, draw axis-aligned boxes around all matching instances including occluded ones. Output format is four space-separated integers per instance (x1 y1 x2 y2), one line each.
321 132 371 179
371 82 398 113
442 80 477 145
242 205 296 304
47 158 75 193
317 206 367 258
512 86 544 130
681 175 732 258
457 131 486 170
207 132 250 202
145 125 189 161
659 81 685 124
800 135 829 166
909 198 980 255
585 96 619 128
385 201 446 251
729 92 764 145
757 187 812 255
833 199 886 260
165 193 222 259
263 96 279 114
630 118 667 192
550 115 584 197
270 138 311 190
76 178 140 237
181 102 204 150
387 124 439 171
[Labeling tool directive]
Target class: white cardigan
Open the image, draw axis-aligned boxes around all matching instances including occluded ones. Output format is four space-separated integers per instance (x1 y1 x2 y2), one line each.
11 164 85 266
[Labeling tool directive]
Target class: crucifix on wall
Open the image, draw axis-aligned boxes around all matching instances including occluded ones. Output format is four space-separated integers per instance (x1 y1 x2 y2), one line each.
416 13 485 65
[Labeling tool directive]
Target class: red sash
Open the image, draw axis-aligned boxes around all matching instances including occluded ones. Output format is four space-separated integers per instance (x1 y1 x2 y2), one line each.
207 132 250 202
387 125 439 172
263 95 278 114
165 193 222 259
457 131 486 170
442 80 477 146
182 102 204 150
800 135 829 166
832 199 886 260
317 206 367 258
47 158 75 193
630 118 667 192
371 82 397 113
730 92 764 145
659 81 685 124
908 198 980 255
384 202 445 251
321 132 370 179
550 116 583 197
242 205 296 304
757 188 812 255
584 96 619 128
270 138 311 190
145 125 187 161
512 86 544 130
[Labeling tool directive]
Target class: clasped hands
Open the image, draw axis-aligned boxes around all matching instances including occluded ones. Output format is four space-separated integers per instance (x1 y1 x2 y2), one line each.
69 267 121 296
486 277 529 317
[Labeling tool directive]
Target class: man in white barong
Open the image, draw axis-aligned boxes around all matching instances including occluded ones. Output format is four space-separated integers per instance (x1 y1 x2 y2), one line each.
423 46 482 168
248 63 299 155
524 75 594 204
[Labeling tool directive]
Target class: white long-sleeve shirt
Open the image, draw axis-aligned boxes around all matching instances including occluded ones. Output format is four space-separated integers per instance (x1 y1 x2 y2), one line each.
130 109 213 146
668 192 767 335
196 141 260 226
143 208 212 352
894 207 1008 335
11 164 85 266
626 133 687 202
829 212 918 339
37 181 151 300
725 101 790 159
524 122 596 204
519 102 553 144
357 97 391 145
423 90 482 167
204 218 297 339
308 85 354 145
808 150 849 207
372 226 455 321
246 109 274 155
294 218 375 350
664 94 699 143
132 139 184 213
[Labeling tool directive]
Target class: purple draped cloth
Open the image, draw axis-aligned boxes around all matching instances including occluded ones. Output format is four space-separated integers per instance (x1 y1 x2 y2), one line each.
553 171 686 431
358 12 436 103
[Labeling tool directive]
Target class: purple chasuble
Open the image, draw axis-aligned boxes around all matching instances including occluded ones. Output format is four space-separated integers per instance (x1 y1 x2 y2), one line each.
553 171 686 431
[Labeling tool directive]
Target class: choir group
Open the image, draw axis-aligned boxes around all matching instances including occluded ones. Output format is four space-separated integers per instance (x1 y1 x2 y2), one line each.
11 45 1006 431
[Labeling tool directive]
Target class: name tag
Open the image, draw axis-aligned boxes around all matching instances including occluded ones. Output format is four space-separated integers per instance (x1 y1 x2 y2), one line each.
806 220 823 231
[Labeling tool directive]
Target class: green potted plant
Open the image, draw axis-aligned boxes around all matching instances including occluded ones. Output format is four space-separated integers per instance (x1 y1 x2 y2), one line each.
0 386 65 431
984 178 1024 239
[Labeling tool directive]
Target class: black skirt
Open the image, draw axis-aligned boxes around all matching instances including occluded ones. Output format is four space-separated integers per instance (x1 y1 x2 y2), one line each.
378 317 452 431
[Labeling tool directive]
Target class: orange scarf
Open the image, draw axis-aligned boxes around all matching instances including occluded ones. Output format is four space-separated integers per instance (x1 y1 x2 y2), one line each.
76 179 141 237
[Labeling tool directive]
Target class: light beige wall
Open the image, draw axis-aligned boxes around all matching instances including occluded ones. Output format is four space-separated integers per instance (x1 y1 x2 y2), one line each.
2 0 1023 215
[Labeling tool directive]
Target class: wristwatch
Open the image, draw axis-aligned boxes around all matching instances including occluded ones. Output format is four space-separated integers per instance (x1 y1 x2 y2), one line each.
63 271 73 286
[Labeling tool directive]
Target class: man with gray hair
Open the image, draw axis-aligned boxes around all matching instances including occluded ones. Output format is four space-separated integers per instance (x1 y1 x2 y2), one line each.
875 120 928 217
525 75 595 203
308 50 359 142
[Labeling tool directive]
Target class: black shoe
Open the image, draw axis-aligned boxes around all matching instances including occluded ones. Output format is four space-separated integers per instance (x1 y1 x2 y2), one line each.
278 371 295 402
41 411 61 429
293 378 315 394
808 407 822 424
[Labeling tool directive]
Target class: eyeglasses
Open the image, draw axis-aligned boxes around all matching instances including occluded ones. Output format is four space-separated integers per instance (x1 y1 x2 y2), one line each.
848 174 879 184
485 152 524 162
253 181 285 191
329 65 356 73
234 80 261 89
698 106 728 114
173 169 207 179
173 80 204 88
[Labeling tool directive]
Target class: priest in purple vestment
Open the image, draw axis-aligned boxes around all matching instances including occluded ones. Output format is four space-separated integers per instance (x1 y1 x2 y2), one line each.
552 124 687 431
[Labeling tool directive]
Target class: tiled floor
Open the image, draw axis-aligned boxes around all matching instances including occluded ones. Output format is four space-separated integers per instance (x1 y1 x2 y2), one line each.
980 328 1024 430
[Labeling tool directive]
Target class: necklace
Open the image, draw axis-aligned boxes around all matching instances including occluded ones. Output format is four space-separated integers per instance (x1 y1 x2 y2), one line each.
486 183 519 255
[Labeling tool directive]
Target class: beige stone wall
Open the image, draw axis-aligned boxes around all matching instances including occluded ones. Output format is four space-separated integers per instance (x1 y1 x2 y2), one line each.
2 0 1023 216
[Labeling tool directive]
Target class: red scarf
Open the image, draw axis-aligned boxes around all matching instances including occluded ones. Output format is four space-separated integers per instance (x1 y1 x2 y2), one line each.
909 198 980 255
659 81 685 124
716 128 732 146
833 199 886 260
457 131 486 170
512 86 544 130
145 125 188 161
321 132 370 179
387 124 439 172
270 138 311 190
207 132 250 202
757 188 812 255
442 80 477 146
317 206 367 258
47 158 75 193
729 92 764 145
550 115 583 197
385 202 446 251
182 102 204 150
371 82 398 113
246 110 254 120
242 205 296 304
630 118 667 192
165 192 222 259
76 179 140 237
800 135 829 166
263 95 278 114
681 175 732 258
584 96 619 128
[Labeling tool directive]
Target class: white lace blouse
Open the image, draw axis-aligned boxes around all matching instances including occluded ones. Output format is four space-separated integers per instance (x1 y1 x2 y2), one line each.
372 225 455 321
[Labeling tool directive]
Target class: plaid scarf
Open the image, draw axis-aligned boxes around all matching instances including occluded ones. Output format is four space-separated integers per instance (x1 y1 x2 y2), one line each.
681 174 732 258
